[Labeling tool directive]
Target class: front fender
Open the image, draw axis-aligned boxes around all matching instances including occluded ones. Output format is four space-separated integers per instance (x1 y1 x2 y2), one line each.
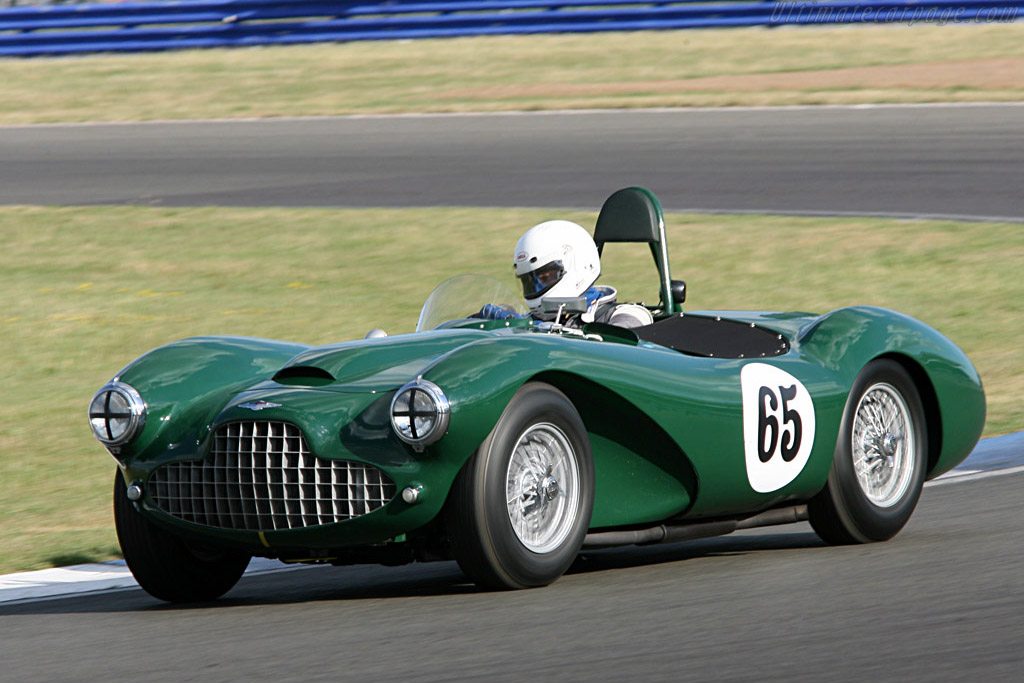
418 333 702 525
411 336 561 504
112 336 310 464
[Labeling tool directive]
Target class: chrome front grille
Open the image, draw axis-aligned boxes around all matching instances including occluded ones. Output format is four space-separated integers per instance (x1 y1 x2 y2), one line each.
148 421 395 531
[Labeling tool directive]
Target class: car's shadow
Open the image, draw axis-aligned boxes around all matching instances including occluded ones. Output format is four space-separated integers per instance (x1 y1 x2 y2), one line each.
572 529 824 574
0 530 824 615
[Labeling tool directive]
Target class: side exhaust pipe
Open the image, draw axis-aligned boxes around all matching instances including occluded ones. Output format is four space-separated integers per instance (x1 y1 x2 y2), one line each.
581 504 808 550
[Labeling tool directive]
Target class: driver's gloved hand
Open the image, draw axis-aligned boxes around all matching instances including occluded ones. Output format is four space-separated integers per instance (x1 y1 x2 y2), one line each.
476 303 526 320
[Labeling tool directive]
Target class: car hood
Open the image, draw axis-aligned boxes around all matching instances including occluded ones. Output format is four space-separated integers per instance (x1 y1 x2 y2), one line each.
271 328 492 392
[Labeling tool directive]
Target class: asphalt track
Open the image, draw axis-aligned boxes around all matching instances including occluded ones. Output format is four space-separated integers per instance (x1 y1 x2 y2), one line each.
1 103 1023 221
3 103 1023 681
2 471 1022 682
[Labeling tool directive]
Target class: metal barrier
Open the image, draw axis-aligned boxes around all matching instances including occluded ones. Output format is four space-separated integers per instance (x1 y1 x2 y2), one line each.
1 0 1020 57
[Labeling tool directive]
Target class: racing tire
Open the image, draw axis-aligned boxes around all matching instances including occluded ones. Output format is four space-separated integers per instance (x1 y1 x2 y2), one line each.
808 359 927 545
447 382 594 590
114 471 250 603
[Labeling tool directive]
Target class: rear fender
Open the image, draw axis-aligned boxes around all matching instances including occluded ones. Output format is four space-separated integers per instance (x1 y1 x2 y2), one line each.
797 307 985 479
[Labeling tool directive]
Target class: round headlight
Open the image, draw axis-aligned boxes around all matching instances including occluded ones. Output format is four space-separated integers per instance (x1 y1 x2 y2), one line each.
390 379 450 449
89 381 146 446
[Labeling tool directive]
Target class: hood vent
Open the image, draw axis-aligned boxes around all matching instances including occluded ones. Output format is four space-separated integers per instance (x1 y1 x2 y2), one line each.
273 365 335 387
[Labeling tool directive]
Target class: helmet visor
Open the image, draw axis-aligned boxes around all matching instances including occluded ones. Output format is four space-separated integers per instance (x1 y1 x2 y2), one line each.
518 260 565 299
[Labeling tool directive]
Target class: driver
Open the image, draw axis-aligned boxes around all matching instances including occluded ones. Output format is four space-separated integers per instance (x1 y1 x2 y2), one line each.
480 220 653 329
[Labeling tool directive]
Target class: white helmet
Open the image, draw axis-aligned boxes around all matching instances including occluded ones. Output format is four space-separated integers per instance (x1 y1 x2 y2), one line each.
513 220 600 313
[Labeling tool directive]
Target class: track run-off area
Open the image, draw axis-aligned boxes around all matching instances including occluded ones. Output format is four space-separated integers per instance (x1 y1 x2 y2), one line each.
2 102 1022 682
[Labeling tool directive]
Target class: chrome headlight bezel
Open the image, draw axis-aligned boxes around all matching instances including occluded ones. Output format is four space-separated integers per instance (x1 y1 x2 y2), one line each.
88 381 147 447
389 379 450 450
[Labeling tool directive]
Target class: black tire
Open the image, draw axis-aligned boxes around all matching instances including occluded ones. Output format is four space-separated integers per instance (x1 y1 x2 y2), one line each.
447 382 594 590
808 359 927 545
114 471 250 603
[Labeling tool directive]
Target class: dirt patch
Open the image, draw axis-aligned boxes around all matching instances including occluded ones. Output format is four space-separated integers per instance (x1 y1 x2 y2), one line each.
437 57 1024 99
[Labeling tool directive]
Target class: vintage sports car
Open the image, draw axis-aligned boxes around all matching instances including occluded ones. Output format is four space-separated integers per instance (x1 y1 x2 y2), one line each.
89 187 985 603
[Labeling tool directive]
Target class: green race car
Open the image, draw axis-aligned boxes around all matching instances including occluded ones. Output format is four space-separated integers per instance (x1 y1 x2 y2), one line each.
89 187 985 603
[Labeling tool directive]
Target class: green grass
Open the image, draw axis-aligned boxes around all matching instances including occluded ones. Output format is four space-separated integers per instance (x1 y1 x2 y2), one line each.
1 205 1021 574
0 23 1022 123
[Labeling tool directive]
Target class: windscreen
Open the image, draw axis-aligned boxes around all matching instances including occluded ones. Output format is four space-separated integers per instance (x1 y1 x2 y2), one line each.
415 274 527 332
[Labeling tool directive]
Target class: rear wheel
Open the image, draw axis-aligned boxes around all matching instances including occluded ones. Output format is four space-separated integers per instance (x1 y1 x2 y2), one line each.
808 359 927 544
114 471 250 602
447 383 594 589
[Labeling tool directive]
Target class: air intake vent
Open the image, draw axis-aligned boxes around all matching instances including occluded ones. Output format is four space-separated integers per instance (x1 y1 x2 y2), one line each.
148 421 395 531
272 366 334 386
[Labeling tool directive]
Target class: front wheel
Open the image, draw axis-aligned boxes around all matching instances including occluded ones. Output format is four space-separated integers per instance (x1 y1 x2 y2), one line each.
808 359 927 544
114 471 250 602
447 382 594 590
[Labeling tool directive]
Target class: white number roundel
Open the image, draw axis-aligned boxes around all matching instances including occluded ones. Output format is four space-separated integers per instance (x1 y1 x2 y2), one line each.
741 363 816 493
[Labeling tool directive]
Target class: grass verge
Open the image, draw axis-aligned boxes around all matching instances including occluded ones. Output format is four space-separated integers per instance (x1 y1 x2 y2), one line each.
1 205 1020 574
0 24 1022 123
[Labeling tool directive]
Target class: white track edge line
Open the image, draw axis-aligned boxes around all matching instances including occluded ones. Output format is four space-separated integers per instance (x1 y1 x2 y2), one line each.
0 557 315 606
926 464 1024 487
2 101 1023 129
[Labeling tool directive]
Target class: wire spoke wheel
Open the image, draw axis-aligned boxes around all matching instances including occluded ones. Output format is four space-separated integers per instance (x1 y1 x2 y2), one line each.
808 359 927 545
447 382 594 590
505 423 581 554
851 383 915 508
